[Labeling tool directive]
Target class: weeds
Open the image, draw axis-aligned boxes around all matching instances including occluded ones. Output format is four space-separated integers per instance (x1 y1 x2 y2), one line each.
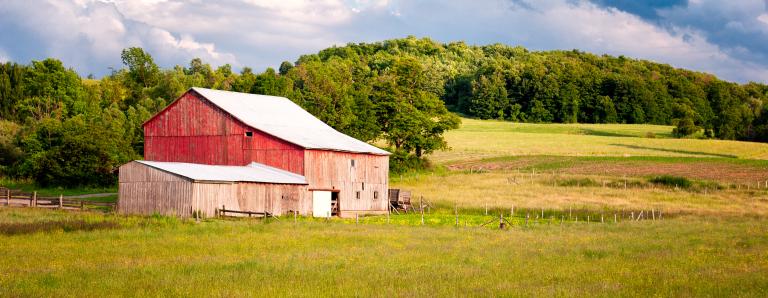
649 175 693 188
0 220 119 235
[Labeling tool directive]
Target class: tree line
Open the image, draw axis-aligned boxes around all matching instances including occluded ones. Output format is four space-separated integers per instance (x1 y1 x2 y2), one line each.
1 36 766 186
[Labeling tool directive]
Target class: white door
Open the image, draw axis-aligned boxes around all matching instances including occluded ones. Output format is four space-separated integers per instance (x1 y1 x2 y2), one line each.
312 191 332 218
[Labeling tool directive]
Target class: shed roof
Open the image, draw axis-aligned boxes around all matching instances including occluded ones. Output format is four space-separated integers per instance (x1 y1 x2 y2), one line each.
189 87 390 155
135 160 308 184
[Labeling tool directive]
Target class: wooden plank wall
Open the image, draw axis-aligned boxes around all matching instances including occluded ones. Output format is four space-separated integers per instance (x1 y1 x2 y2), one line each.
236 183 309 216
143 91 305 174
118 162 194 217
304 150 389 214
119 161 310 218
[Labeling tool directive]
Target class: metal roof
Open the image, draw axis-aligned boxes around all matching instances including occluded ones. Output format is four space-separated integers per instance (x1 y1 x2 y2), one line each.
191 87 390 155
135 160 308 184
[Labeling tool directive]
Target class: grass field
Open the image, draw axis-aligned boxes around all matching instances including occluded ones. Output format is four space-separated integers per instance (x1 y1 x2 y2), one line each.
3 118 768 296
431 118 768 163
1 209 767 296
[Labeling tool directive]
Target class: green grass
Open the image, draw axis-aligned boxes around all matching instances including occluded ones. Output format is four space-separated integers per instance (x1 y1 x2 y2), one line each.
0 178 117 197
1 208 766 296
5 119 768 296
431 118 768 163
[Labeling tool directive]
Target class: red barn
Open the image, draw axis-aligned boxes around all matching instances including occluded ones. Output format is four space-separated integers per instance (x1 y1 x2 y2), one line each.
119 87 390 218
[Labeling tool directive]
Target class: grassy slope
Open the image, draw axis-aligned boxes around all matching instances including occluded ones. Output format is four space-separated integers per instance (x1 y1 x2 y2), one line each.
431 118 768 163
1 209 767 297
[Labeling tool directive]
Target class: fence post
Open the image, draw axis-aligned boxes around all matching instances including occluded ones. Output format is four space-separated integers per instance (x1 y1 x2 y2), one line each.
421 207 424 225
58 194 63 209
80 200 85 211
32 191 37 207
6 189 9 206
294 210 297 223
356 212 359 224
455 204 458 227
485 203 488 216
614 213 617 223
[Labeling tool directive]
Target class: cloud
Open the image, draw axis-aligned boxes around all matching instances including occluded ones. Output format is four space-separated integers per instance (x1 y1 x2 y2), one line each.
0 0 766 83
0 49 9 63
590 0 768 81
0 0 237 75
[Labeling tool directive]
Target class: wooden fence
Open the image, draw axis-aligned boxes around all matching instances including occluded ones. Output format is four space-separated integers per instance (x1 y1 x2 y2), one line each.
216 205 273 218
0 187 116 212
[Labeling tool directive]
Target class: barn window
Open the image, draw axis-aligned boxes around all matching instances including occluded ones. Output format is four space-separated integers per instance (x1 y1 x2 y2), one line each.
373 191 379 200
350 159 356 167
356 191 361 199
362 182 365 190
245 131 253 137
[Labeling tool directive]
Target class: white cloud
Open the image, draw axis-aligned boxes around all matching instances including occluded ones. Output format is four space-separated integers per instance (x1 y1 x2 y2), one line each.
0 0 766 82
0 49 9 63
0 0 237 74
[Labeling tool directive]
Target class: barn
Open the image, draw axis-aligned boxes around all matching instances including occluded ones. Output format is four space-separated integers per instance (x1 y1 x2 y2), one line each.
119 87 390 218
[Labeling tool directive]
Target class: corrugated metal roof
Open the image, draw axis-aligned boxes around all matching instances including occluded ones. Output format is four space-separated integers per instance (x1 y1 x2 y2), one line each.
135 160 308 184
191 87 390 155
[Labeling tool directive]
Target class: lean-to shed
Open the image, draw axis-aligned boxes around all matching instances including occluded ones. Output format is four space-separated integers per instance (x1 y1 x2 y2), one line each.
118 160 309 218
127 87 390 218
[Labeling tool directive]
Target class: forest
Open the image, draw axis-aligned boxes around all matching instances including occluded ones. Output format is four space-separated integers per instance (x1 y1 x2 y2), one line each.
1 36 767 186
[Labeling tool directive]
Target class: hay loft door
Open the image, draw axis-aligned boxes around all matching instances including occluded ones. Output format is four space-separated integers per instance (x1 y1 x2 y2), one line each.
312 191 332 218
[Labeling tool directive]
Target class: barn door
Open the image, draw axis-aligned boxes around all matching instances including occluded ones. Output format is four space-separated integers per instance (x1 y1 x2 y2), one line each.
312 191 332 218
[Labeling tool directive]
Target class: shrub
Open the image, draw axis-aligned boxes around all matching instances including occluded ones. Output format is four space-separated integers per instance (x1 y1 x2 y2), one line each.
389 149 429 174
649 175 692 188
645 132 656 138
557 178 600 187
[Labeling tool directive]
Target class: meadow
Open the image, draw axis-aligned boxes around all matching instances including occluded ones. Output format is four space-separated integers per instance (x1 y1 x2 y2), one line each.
1 208 767 297
3 118 768 296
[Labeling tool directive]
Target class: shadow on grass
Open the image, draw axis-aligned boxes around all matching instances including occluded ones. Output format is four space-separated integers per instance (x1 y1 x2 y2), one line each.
579 128 639 138
0 220 119 236
610 144 738 158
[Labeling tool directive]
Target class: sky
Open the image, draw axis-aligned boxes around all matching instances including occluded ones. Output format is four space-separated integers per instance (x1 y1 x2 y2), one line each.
1 0 767 83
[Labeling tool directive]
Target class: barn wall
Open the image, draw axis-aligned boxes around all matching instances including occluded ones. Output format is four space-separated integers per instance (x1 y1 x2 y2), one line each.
143 91 304 174
191 182 309 217
236 183 309 216
304 150 389 215
118 161 194 217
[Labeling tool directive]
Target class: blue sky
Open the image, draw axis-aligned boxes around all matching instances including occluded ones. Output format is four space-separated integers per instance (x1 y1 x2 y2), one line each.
1 0 767 83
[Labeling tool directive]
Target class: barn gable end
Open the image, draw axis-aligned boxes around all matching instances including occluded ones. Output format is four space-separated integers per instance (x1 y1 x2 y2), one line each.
144 90 305 174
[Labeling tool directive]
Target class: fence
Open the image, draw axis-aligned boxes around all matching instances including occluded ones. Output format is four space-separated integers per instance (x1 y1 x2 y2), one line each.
0 187 116 212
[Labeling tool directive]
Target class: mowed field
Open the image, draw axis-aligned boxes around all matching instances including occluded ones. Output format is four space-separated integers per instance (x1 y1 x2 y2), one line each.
3 118 768 296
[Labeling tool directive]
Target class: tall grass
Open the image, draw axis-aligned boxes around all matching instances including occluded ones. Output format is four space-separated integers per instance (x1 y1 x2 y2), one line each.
1 208 766 296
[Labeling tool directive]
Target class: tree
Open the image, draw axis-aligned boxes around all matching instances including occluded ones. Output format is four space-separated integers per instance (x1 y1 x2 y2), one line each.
372 57 460 157
120 47 159 88
279 61 294 75
469 72 507 119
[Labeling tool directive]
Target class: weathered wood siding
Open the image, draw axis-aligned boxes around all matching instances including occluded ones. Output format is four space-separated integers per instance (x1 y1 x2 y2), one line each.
118 161 194 217
118 161 310 218
304 150 389 215
236 183 309 216
144 91 305 174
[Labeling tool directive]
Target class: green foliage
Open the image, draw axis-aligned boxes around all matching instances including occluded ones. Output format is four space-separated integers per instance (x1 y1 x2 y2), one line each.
672 117 700 137
389 149 430 174
649 175 693 188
